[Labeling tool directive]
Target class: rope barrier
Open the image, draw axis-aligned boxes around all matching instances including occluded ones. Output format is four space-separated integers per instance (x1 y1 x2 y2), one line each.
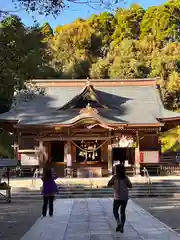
71 139 108 153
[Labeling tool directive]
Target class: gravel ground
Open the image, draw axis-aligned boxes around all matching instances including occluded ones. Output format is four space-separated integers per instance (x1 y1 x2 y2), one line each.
134 198 180 234
0 199 42 240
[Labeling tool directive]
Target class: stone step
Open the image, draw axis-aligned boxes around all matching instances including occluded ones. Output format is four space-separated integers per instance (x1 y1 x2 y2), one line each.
11 186 180 193
7 181 180 200
57 186 180 190
12 189 180 196
11 188 180 195
9 192 180 200
11 186 180 194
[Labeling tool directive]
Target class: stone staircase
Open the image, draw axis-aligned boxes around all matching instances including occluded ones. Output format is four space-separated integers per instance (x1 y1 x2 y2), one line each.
10 180 180 200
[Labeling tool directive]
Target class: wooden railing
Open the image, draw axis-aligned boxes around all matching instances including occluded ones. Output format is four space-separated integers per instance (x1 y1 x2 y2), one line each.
160 155 176 164
160 165 180 175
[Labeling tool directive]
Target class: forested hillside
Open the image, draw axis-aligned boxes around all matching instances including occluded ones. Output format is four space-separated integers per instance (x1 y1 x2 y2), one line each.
0 1 180 154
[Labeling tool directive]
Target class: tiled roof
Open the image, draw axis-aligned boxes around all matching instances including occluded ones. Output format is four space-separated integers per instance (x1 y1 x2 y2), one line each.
0 80 179 126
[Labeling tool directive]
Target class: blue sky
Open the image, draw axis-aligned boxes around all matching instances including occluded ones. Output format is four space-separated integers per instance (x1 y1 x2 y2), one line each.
0 0 166 29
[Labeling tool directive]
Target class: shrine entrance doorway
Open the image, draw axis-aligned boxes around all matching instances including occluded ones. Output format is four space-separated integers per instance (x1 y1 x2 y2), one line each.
111 135 136 167
112 147 135 166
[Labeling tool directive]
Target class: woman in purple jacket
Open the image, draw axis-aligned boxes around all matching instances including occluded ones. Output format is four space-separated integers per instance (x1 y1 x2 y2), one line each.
41 168 58 217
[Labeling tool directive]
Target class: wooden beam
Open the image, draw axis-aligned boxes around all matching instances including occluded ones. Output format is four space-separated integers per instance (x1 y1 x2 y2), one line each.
35 136 112 141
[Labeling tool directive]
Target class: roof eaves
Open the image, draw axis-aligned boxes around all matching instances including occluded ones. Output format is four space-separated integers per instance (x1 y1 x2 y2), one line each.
157 117 180 121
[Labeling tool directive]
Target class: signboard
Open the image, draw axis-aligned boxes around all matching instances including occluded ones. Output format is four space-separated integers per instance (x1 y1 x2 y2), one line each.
140 151 159 164
20 153 39 166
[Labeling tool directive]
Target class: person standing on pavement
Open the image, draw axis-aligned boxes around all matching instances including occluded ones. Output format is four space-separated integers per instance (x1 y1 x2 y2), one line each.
41 168 58 217
108 164 132 233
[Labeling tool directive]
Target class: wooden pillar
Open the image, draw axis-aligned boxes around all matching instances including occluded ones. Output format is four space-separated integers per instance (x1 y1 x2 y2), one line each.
64 141 72 167
38 140 44 167
107 131 112 175
71 143 76 162
101 141 108 163
47 142 51 162
39 140 48 167
39 140 43 149
135 131 140 175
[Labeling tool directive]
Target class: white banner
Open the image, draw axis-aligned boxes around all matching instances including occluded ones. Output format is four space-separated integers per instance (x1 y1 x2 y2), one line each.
142 151 159 163
21 153 39 166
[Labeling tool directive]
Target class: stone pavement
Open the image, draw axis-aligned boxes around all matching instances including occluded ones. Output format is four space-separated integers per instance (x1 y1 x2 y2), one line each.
21 198 180 240
0 200 41 240
134 198 180 234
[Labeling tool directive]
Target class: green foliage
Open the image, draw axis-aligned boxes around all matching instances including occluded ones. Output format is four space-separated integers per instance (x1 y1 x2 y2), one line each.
0 15 53 113
160 126 180 153
62 59 90 79
0 131 14 158
51 19 101 78
140 1 180 42
41 22 53 37
90 58 110 79
112 4 145 45
88 12 116 52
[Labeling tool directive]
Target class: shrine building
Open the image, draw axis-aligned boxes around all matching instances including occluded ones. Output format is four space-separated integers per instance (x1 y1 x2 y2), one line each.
0 78 179 177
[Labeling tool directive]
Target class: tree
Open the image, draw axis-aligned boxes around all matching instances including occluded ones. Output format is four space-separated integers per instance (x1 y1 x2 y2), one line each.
11 0 122 16
140 1 180 42
62 59 90 79
112 4 145 46
0 130 14 158
50 19 101 78
160 126 180 153
41 22 53 39
0 15 50 113
90 58 110 79
88 12 116 56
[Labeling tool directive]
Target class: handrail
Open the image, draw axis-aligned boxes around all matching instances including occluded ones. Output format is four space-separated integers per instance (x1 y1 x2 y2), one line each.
142 167 152 196
143 167 152 185
31 168 39 186
88 168 94 189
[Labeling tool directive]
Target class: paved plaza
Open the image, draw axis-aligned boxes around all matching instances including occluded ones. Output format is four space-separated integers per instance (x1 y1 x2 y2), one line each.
135 198 180 234
21 198 180 240
0 200 41 240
